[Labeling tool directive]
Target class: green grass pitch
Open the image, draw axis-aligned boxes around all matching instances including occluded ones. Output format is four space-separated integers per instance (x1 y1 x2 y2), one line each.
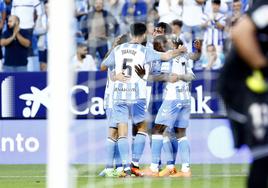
0 164 248 188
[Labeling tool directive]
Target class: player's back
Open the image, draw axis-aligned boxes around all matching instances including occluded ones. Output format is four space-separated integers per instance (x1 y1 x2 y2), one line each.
113 42 148 102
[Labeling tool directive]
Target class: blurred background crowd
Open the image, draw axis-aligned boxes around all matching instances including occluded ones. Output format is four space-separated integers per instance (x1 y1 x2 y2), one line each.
0 0 251 72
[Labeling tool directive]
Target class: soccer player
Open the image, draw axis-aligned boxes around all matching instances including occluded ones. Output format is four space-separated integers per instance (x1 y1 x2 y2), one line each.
139 38 197 177
218 0 268 187
99 34 129 177
101 22 187 176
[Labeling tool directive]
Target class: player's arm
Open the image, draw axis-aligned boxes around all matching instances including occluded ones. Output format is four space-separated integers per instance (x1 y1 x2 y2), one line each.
100 50 115 71
135 64 167 82
165 72 195 83
160 45 188 61
232 15 267 69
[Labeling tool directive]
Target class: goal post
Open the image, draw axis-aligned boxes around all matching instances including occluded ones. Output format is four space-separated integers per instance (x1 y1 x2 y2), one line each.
47 0 75 187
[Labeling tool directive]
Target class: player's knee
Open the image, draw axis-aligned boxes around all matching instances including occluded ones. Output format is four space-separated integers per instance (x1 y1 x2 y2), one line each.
153 124 167 135
176 128 186 138
136 121 148 133
108 127 118 139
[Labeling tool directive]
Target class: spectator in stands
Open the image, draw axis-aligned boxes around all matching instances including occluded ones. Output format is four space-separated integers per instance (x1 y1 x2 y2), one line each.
230 0 243 26
34 0 48 71
3 0 11 29
80 0 119 66
201 0 226 52
181 0 205 45
75 0 89 21
171 19 183 37
72 42 97 71
104 0 124 32
104 0 124 23
157 0 182 24
171 19 191 50
0 0 6 69
147 6 159 26
201 44 224 70
204 0 229 14
121 0 147 25
11 0 43 71
0 15 31 72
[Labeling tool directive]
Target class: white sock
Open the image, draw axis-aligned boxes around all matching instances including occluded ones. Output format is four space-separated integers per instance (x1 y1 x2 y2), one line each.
167 164 175 169
181 163 190 172
150 163 159 172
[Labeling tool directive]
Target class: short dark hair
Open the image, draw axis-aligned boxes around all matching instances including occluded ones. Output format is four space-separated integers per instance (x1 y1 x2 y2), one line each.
156 22 172 35
77 42 88 48
212 0 221 5
172 19 183 28
130 22 147 37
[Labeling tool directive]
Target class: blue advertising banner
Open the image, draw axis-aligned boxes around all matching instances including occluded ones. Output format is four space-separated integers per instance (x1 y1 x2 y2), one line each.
0 71 226 119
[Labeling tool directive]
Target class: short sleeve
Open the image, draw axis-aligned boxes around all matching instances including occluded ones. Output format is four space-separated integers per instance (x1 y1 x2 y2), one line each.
145 47 161 63
101 50 115 68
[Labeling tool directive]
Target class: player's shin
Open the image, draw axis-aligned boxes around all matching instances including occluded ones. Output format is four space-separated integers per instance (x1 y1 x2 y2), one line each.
106 137 116 169
150 134 164 172
132 128 147 167
178 136 190 172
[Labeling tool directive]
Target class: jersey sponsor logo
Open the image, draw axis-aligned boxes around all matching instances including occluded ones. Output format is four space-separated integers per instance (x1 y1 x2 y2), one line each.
114 87 137 92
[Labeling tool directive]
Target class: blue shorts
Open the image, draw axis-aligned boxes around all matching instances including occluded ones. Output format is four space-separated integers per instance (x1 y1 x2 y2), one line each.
155 99 190 128
112 99 146 126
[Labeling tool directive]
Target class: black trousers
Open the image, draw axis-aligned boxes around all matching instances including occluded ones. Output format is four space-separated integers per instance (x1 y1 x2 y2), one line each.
248 156 268 188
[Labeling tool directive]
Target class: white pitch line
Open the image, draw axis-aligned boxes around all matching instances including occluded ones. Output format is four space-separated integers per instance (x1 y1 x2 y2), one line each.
0 174 247 179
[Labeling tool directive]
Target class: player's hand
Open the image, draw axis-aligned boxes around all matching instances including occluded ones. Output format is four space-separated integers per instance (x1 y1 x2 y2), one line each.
193 39 202 52
135 64 146 78
177 45 187 54
114 72 130 83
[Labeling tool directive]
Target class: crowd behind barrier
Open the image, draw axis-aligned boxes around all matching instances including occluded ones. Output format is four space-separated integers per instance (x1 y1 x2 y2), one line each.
0 0 249 72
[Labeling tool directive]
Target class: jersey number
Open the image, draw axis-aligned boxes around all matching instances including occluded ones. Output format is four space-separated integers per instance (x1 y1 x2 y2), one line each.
122 58 133 76
249 103 268 140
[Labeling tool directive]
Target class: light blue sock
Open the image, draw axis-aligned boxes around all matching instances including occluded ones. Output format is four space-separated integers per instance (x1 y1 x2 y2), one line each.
114 141 122 168
171 136 178 163
131 136 135 160
151 135 163 165
132 132 147 164
178 137 190 168
106 137 116 169
117 136 130 169
163 137 174 165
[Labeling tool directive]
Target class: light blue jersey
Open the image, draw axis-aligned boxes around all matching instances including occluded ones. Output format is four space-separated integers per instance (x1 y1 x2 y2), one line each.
102 42 161 103
155 54 194 128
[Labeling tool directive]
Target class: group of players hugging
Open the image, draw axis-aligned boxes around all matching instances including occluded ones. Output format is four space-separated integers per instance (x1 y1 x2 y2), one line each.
99 21 202 178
